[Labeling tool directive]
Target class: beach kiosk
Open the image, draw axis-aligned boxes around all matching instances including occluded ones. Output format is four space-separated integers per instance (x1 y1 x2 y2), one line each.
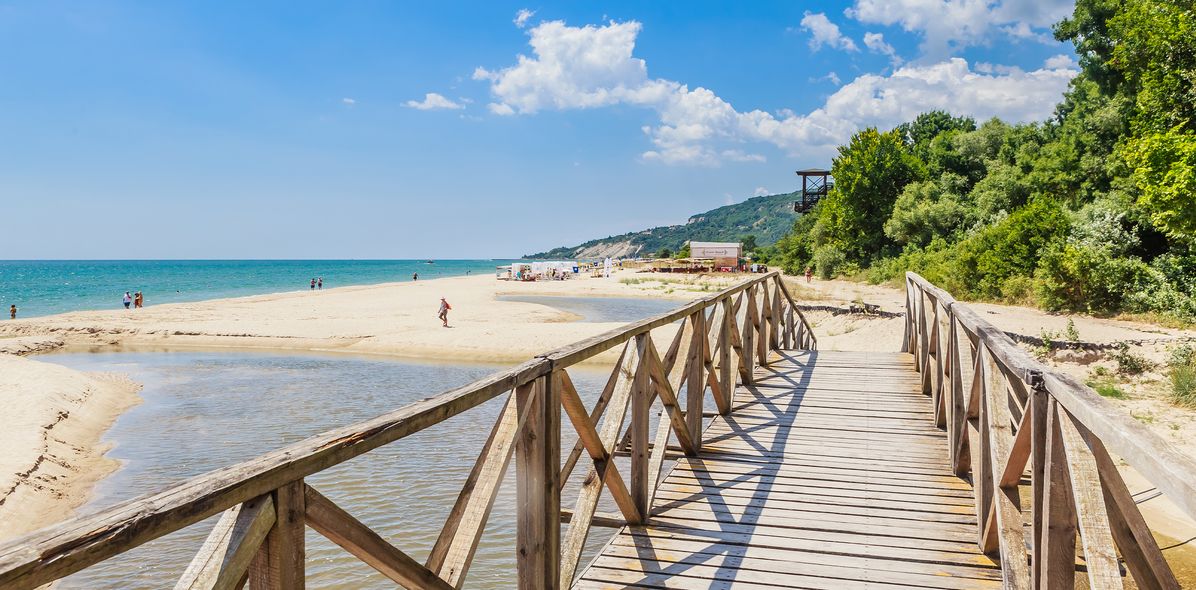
690 241 742 270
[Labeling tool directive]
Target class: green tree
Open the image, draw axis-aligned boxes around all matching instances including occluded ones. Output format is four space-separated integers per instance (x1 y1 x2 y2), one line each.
816 128 925 261
674 242 691 259
656 247 672 259
740 234 758 253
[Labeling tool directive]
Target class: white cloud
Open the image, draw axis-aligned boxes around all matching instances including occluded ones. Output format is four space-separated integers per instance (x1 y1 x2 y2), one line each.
1044 53 1076 70
404 92 465 110
342 97 356 106
863 32 902 65
513 8 535 28
753 186 770 196
476 20 1077 165
800 12 859 52
846 0 1073 59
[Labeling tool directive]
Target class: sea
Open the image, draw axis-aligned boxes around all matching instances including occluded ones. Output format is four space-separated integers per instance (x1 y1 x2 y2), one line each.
0 260 508 318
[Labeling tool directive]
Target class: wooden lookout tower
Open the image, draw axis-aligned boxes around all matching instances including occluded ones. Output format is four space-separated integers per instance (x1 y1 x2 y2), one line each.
794 168 832 212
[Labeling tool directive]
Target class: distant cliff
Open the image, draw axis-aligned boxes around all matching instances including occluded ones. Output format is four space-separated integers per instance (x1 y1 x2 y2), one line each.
524 192 799 259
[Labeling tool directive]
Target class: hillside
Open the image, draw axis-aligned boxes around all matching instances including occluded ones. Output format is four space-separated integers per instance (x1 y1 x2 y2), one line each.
524 192 799 259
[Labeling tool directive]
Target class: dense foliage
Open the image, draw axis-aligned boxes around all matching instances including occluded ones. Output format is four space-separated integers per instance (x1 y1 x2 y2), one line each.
525 192 798 259
772 0 1196 322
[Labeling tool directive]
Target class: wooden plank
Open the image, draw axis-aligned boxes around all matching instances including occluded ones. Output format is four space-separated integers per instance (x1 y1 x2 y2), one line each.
642 339 698 456
248 480 304 590
1082 425 1180 590
559 344 626 487
303 485 452 590
1057 410 1124 589
979 348 1030 589
630 335 653 519
175 495 275 590
718 297 733 413
515 374 560 590
1040 401 1078 589
559 340 644 586
426 391 526 586
686 311 705 447
557 370 639 524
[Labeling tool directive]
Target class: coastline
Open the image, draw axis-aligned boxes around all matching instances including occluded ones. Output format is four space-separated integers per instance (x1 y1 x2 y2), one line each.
0 271 706 541
0 354 141 540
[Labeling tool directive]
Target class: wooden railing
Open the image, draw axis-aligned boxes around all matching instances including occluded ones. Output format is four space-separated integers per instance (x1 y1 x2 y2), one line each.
0 271 815 590
904 271 1196 589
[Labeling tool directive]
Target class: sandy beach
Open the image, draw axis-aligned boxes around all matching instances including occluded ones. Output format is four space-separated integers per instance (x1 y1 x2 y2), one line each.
0 271 708 540
4 270 1196 554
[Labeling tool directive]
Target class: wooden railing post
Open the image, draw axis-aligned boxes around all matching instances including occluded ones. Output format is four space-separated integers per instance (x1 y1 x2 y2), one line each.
756 284 770 366
719 297 733 411
741 287 756 384
249 479 305 590
687 310 706 446
515 375 559 590
630 334 652 519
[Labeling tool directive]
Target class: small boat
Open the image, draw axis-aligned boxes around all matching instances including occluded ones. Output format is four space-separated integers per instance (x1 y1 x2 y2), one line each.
424 260 435 264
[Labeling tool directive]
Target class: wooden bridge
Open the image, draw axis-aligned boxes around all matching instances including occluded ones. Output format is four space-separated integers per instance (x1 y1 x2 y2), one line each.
1 272 1195 589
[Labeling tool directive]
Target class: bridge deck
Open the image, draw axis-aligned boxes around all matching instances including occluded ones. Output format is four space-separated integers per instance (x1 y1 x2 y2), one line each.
574 350 1002 589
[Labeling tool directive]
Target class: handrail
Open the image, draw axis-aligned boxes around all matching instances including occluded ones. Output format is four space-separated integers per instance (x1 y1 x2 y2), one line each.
904 271 1193 589
0 271 815 590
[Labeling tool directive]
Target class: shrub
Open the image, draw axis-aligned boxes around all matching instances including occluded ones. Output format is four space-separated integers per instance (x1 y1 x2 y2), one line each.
812 246 847 279
1168 344 1196 408
947 199 1069 299
1035 242 1160 314
1111 342 1152 376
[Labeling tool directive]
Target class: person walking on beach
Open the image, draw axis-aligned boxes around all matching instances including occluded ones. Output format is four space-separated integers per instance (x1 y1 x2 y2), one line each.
134 291 143 309
412 272 418 281
318 277 323 290
310 278 316 290
9 304 15 320
804 266 813 283
438 297 451 327
123 292 132 309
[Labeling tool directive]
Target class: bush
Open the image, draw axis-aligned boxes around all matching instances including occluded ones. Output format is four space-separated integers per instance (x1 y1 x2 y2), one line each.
1111 342 1152 376
1035 243 1160 314
946 198 1070 299
1168 344 1196 408
812 246 847 279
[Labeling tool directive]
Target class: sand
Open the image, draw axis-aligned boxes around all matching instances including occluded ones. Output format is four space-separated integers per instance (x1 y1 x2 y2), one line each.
0 354 141 540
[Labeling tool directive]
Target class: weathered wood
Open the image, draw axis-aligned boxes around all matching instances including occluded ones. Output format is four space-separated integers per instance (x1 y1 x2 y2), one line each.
630 334 653 519
1057 410 1124 589
642 338 698 457
718 297 733 411
303 485 452 590
515 374 559 590
1040 401 1078 589
427 389 531 587
979 348 1030 588
1082 427 1180 590
741 286 756 383
558 341 643 586
175 496 275 590
686 311 705 446
556 370 639 524
558 344 625 487
248 479 305 590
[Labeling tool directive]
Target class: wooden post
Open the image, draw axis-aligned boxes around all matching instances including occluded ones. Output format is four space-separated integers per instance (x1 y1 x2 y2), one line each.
741 287 756 384
756 285 770 366
687 311 706 447
515 376 560 590
249 480 305 590
720 297 733 413
630 334 652 518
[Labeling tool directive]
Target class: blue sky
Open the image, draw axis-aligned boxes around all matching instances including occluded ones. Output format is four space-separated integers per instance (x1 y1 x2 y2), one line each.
0 1 1077 259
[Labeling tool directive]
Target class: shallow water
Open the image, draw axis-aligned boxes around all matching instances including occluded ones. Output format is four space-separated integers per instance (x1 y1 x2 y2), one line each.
27 295 705 588
44 349 643 589
496 294 679 323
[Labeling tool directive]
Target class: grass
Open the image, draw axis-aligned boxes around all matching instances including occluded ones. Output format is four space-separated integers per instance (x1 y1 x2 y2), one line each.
1086 378 1128 400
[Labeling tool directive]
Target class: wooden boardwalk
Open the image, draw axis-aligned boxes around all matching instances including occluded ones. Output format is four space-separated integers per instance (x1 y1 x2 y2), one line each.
575 350 1003 589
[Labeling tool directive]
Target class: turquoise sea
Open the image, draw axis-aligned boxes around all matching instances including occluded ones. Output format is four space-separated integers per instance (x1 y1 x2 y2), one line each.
0 260 507 318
